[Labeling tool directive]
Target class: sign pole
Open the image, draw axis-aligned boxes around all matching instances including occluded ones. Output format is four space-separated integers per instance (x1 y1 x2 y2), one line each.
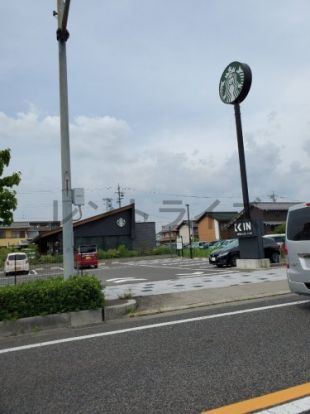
234 102 250 220
219 61 264 262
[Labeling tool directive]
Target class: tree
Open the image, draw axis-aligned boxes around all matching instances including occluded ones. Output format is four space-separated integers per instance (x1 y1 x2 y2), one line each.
0 149 21 225
273 223 285 234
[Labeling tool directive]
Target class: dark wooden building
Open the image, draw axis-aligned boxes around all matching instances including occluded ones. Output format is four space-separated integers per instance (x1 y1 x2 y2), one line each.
35 204 156 253
225 202 300 235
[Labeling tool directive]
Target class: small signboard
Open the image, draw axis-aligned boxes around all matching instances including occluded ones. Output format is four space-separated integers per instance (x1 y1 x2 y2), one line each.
176 237 183 250
234 220 255 237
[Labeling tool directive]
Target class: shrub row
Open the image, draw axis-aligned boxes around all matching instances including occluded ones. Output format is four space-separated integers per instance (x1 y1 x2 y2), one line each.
0 275 104 321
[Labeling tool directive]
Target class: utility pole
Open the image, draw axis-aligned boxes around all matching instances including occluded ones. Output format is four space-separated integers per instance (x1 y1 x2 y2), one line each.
115 184 124 208
103 198 113 211
56 0 74 279
186 204 193 259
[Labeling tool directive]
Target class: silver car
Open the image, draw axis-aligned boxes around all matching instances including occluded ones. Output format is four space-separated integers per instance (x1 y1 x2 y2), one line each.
286 203 310 295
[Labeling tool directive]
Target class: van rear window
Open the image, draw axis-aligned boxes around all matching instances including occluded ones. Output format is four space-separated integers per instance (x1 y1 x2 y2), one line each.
287 208 310 240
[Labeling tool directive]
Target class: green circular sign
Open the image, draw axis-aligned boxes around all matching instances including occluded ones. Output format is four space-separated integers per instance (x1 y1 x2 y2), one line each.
219 61 252 104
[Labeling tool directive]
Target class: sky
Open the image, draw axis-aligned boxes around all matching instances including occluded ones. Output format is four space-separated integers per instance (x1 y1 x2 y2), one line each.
1 1 310 229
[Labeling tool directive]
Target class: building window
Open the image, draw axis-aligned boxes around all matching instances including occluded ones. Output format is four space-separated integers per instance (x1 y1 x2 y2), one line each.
11 230 26 238
0 230 5 239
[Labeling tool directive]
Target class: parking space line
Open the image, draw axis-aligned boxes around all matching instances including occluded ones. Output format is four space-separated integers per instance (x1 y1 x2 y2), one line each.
201 382 310 414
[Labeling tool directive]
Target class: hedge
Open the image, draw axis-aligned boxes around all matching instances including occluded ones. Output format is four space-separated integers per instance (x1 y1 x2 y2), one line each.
0 276 104 321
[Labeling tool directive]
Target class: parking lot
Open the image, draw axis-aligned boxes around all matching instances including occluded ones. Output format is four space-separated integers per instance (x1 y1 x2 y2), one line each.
0 257 287 299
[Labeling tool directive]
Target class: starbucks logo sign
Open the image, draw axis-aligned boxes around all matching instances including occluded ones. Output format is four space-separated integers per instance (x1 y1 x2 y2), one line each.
116 217 126 228
219 61 252 104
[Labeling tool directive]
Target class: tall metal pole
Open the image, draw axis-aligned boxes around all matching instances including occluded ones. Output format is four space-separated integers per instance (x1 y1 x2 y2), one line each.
186 204 193 259
234 103 251 220
57 0 74 278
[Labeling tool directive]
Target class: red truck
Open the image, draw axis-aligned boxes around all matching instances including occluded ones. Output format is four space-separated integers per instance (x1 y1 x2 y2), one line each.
74 245 98 269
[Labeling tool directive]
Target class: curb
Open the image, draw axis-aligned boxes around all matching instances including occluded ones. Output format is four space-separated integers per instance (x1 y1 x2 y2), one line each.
132 290 291 317
0 309 103 337
104 299 137 320
0 300 138 337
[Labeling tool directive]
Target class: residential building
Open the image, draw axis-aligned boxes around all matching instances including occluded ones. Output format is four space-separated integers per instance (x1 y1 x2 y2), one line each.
176 220 198 245
196 211 238 242
158 225 178 245
0 221 60 248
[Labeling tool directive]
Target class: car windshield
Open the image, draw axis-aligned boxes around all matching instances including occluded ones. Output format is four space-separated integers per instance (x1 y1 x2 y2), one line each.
8 254 26 261
287 207 310 241
222 239 238 250
79 245 97 254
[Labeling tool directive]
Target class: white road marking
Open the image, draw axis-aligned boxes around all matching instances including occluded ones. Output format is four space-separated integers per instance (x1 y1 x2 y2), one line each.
176 272 205 276
106 277 147 284
0 300 308 355
257 396 310 413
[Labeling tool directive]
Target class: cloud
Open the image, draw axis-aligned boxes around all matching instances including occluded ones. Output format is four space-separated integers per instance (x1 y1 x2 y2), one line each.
1 104 310 224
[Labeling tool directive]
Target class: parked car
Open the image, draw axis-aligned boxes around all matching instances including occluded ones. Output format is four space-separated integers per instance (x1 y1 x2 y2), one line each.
209 239 237 264
4 252 30 276
208 239 235 256
209 238 281 267
74 244 98 269
191 241 209 249
285 203 310 295
263 233 285 247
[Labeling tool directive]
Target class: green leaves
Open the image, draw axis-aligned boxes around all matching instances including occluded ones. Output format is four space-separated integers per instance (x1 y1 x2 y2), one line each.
0 276 104 321
0 148 21 225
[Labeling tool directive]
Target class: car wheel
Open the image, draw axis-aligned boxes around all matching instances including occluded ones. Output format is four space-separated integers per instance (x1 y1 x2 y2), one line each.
216 263 223 268
230 255 238 267
271 252 280 263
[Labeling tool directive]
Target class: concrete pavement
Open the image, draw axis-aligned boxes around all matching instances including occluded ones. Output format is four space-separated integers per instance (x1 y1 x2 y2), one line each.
133 279 291 316
104 261 293 316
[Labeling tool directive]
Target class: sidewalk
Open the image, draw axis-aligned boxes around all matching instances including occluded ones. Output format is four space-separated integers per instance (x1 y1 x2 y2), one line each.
132 279 291 316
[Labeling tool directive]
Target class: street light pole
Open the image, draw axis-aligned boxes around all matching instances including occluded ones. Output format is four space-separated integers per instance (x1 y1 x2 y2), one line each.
56 0 74 279
186 204 193 259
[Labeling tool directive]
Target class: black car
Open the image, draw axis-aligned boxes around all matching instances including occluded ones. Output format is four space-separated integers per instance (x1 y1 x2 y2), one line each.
209 238 280 267
208 239 235 264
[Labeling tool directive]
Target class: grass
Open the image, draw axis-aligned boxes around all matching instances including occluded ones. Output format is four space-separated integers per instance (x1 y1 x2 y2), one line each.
118 291 133 300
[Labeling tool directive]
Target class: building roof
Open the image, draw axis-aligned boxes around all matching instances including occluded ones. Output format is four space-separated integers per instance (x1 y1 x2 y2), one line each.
251 202 300 211
175 220 198 230
0 222 32 229
35 204 135 241
195 211 238 223
225 201 301 229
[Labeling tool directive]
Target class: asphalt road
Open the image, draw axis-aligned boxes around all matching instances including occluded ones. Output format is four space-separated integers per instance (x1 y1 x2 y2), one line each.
0 257 248 286
1 295 310 413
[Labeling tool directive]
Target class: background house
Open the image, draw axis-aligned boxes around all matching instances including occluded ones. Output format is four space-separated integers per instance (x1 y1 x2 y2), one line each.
158 225 178 245
35 204 156 253
0 221 60 248
196 211 238 241
225 202 300 234
176 220 198 245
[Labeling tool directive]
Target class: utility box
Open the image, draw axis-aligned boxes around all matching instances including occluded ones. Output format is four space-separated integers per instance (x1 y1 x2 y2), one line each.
72 188 85 206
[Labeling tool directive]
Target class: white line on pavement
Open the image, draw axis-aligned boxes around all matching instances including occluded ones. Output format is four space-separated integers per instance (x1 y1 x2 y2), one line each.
0 299 308 355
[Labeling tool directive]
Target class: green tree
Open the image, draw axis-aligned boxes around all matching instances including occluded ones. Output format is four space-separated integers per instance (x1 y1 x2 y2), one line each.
273 223 286 234
0 149 21 225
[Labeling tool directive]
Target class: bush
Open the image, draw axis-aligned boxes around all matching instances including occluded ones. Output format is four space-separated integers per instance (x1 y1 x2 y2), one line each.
97 244 139 259
0 275 104 321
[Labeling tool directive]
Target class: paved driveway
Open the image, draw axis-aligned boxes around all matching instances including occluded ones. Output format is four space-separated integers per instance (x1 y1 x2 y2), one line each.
98 258 287 299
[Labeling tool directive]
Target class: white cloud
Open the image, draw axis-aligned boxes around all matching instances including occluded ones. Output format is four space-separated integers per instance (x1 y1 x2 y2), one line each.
1 102 310 224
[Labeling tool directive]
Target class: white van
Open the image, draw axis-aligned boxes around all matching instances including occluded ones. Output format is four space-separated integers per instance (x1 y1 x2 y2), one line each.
286 203 310 295
4 252 30 276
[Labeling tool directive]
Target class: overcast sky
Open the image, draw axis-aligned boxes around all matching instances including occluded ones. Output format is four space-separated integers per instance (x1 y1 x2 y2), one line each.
1 1 310 228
